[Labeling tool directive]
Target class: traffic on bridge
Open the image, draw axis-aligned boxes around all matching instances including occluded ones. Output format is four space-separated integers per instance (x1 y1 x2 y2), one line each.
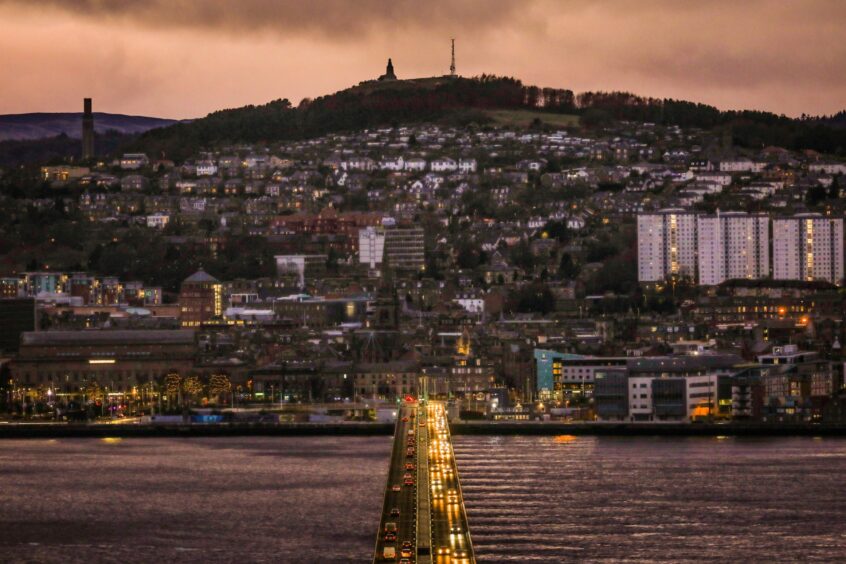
374 400 473 563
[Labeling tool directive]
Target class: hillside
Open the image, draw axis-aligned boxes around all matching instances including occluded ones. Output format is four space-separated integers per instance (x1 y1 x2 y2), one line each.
130 75 846 161
4 75 845 167
131 76 578 160
0 112 182 142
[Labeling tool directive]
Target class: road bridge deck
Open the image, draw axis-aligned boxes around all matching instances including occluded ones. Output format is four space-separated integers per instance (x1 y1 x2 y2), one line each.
374 401 473 563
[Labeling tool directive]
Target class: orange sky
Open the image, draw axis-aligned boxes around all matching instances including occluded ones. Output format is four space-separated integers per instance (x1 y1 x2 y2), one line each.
0 0 844 119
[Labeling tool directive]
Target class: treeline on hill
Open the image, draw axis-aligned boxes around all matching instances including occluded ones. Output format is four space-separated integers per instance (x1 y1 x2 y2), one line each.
131 76 543 160
3 76 844 167
573 91 846 155
131 76 846 160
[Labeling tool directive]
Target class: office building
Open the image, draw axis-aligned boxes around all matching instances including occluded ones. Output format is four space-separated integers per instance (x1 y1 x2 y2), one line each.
275 255 327 288
359 226 426 271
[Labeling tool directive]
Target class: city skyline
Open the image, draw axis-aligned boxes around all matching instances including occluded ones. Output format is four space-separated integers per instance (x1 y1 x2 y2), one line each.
1 0 845 119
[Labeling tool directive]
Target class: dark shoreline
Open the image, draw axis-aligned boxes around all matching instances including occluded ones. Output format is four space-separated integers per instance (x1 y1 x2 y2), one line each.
1 422 846 439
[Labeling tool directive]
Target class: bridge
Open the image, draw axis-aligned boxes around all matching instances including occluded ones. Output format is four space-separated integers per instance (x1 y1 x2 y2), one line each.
374 401 474 563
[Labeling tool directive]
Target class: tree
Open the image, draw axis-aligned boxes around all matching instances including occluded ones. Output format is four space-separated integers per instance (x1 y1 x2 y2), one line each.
558 253 579 279
456 242 485 269
508 282 555 314
543 220 570 243
182 376 204 407
806 184 827 206
209 374 232 405
164 373 182 409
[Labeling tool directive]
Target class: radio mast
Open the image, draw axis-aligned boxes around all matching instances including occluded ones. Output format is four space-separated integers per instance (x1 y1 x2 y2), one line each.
450 38 456 77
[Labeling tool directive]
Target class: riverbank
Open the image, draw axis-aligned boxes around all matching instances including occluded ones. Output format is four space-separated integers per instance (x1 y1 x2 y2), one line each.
1 421 846 438
0 422 395 439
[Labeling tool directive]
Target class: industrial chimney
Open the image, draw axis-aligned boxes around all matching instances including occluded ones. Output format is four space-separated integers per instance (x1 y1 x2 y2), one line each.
82 98 94 160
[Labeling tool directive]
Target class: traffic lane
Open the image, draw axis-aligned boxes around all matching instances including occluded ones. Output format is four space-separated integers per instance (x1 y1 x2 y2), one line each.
375 407 413 561
376 406 418 561
428 405 472 563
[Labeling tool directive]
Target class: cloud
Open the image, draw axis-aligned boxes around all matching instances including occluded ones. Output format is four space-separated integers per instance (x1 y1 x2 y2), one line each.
0 0 529 38
0 0 844 117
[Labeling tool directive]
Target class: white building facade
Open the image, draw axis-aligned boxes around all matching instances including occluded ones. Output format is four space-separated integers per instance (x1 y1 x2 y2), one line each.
637 209 698 282
773 214 844 285
697 212 769 285
359 226 386 269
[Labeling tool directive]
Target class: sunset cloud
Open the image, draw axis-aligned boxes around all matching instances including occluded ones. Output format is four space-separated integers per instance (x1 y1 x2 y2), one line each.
0 0 843 118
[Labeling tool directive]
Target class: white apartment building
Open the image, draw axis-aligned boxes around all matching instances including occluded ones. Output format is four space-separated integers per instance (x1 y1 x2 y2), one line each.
697 212 769 285
637 209 698 282
195 161 218 176
809 163 846 175
430 157 457 172
404 158 427 172
718 159 766 173
359 226 386 269
453 294 485 315
146 213 170 229
458 158 477 173
772 214 844 285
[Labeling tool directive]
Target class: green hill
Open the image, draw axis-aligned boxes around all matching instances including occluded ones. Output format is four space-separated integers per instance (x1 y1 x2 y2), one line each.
124 75 846 160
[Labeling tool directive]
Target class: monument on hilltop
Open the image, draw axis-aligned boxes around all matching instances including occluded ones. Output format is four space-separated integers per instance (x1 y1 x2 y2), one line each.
378 58 397 81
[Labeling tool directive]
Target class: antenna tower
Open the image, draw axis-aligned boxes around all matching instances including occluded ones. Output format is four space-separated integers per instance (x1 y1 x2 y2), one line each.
450 38 456 77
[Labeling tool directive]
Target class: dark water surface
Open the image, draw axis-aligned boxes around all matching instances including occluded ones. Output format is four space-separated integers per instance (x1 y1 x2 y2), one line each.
453 435 846 562
0 437 391 563
2 436 845 563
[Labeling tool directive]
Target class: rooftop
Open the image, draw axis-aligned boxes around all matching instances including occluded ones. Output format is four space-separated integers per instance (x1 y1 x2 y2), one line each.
21 329 196 346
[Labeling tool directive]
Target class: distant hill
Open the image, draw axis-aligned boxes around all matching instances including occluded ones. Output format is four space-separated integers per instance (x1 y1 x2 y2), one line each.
131 75 846 160
132 76 580 160
4 76 845 166
0 112 183 142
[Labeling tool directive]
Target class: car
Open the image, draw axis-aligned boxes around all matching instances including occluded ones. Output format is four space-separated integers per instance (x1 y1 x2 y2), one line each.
390 507 400 517
406 450 414 458
419 420 425 426
384 531 397 542
382 546 396 560
401 541 413 550
401 416 409 422
449 525 462 534
399 559 412 564
400 547 413 558
403 473 413 480
404 463 415 470
384 522 397 533
392 484 401 492
404 478 414 486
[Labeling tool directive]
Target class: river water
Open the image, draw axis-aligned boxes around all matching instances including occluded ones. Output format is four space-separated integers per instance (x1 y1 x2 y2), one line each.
0 436 391 563
453 435 846 562
1 435 845 563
